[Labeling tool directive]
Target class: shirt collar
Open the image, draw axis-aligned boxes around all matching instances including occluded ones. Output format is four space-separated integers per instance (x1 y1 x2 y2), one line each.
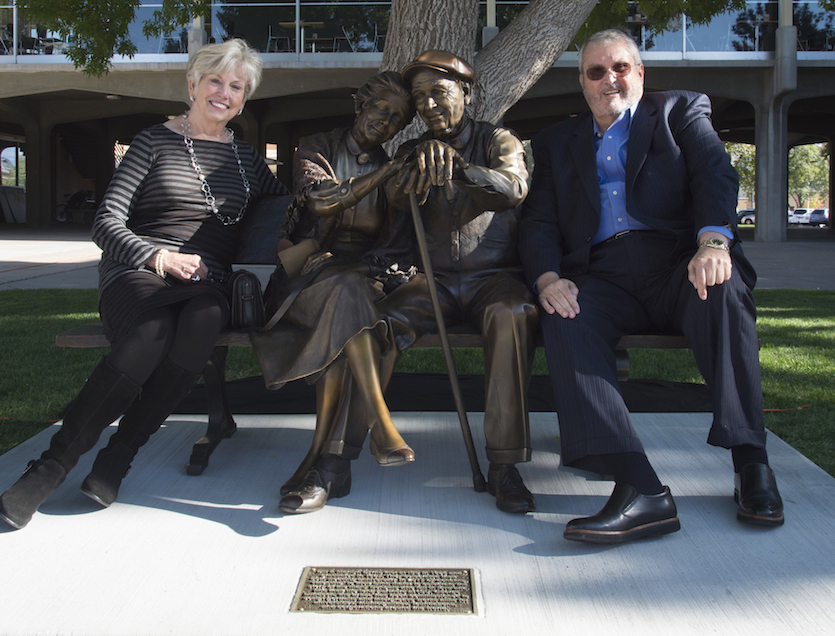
345 129 383 165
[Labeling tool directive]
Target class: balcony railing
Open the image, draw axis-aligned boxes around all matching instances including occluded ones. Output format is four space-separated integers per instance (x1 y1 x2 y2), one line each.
2 1 833 64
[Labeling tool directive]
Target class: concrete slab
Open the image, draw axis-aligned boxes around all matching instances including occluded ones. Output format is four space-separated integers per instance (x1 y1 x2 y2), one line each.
0 411 831 635
739 231 835 290
0 226 101 290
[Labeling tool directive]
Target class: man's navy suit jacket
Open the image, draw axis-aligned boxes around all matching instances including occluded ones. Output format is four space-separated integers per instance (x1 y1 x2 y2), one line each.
520 90 755 290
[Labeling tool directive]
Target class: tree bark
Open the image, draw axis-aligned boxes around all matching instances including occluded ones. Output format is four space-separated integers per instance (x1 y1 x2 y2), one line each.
381 0 479 72
472 0 597 123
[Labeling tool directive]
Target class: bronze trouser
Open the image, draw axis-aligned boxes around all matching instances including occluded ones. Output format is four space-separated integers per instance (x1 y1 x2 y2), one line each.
327 268 539 464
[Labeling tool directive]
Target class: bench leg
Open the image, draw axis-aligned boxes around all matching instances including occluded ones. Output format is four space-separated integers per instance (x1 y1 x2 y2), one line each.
187 346 237 475
616 349 630 382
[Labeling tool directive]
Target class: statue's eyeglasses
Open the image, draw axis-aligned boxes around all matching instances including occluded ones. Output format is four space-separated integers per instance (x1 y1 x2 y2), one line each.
584 62 632 81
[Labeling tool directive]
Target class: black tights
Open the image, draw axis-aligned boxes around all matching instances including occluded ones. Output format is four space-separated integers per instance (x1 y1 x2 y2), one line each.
105 294 227 385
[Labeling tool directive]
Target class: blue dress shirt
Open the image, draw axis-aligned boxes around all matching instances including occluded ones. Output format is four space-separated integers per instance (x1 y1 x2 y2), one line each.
590 101 733 245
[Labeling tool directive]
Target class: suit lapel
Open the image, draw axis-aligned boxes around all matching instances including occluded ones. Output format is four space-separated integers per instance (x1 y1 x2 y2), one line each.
626 96 657 194
568 114 600 214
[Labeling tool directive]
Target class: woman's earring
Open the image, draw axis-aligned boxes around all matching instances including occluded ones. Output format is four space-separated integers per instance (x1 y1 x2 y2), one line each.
189 95 195 102
238 109 243 116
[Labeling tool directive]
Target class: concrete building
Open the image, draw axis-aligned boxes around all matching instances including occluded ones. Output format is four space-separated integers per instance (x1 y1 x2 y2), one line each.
1 0 833 242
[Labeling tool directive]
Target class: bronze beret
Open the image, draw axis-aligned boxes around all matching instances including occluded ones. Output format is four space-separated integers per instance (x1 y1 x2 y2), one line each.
401 50 476 87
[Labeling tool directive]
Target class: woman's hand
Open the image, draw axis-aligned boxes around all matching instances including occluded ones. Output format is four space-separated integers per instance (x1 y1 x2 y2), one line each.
148 250 209 282
301 251 334 276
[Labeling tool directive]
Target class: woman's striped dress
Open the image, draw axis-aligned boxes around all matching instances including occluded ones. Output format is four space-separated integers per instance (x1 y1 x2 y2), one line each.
92 123 288 342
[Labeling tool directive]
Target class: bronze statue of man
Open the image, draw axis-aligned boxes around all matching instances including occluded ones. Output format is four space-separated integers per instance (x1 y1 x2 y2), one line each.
381 50 539 513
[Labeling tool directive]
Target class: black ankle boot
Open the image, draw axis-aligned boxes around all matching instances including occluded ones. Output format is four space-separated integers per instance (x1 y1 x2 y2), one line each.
0 459 67 529
0 360 141 529
80 441 135 507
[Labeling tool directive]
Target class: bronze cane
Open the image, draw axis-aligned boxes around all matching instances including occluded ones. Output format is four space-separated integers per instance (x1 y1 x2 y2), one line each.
408 191 487 492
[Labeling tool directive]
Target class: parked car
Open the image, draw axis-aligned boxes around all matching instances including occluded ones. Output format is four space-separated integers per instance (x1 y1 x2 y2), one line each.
789 208 811 224
808 208 829 227
737 209 756 224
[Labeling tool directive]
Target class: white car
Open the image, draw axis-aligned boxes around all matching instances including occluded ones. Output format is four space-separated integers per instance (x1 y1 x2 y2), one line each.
788 208 811 224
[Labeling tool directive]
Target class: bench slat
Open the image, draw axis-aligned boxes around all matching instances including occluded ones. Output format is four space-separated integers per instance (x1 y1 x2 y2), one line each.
56 322 690 351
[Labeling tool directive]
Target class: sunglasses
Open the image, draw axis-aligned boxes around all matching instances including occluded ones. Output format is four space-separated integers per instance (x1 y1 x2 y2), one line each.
583 62 633 81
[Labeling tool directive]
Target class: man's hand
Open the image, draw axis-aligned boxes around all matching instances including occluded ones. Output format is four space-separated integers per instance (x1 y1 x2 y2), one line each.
536 271 580 318
396 139 468 203
687 232 732 300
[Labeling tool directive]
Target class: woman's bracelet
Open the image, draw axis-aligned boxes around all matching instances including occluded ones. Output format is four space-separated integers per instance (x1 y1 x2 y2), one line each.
154 249 168 278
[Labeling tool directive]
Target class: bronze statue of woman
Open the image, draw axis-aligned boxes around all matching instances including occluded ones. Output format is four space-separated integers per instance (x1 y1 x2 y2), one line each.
251 71 416 513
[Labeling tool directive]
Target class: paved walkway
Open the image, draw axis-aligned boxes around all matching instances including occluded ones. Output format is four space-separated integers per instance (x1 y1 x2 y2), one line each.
1 224 834 291
2 412 834 635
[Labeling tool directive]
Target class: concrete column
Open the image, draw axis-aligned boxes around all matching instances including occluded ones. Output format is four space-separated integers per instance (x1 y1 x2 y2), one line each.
753 97 789 242
483 26 499 47
189 16 207 56
19 120 52 227
828 143 834 237
272 122 293 187
752 24 797 242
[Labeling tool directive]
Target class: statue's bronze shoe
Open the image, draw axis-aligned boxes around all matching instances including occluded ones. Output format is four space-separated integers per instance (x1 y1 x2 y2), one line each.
278 465 351 515
369 438 415 467
487 464 536 513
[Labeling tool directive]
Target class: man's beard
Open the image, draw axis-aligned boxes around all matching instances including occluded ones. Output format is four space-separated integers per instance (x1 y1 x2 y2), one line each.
587 82 642 118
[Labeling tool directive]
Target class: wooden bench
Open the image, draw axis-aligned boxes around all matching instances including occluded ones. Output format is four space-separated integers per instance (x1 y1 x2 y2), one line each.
55 321 690 475
54 195 693 474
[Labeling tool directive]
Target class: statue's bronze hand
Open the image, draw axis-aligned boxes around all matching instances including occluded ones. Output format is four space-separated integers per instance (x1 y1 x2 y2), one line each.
413 139 457 187
395 160 420 193
301 251 334 276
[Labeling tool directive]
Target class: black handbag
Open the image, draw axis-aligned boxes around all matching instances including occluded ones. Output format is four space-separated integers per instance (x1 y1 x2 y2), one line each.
228 270 265 330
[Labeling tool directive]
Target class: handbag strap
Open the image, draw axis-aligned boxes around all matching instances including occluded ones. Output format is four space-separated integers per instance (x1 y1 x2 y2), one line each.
260 268 320 331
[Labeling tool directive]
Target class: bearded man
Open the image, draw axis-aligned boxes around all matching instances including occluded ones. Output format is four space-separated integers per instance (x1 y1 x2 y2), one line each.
519 29 784 544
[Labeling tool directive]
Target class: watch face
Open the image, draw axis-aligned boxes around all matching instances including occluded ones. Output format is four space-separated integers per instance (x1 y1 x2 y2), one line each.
703 238 729 250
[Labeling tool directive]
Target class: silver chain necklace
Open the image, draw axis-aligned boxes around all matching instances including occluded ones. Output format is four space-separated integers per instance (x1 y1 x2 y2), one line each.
181 114 251 225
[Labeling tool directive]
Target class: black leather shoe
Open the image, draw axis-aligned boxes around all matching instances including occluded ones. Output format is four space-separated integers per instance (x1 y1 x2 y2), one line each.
278 458 351 515
564 483 680 544
734 463 784 527
487 464 536 514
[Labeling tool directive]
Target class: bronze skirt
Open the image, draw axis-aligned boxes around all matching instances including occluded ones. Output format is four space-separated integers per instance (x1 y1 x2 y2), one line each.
250 264 389 390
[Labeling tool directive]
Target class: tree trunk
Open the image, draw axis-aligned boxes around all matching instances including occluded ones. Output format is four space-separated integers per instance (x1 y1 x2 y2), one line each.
472 0 598 124
381 0 479 73
381 0 597 150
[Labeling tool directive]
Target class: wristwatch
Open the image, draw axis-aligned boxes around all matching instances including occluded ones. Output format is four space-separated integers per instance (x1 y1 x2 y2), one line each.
700 238 730 252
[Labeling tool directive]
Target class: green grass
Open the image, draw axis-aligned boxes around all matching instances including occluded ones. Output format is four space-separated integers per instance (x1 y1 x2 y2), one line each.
2 289 833 477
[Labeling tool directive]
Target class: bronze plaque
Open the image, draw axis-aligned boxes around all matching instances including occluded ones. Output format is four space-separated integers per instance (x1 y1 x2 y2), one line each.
291 567 476 614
